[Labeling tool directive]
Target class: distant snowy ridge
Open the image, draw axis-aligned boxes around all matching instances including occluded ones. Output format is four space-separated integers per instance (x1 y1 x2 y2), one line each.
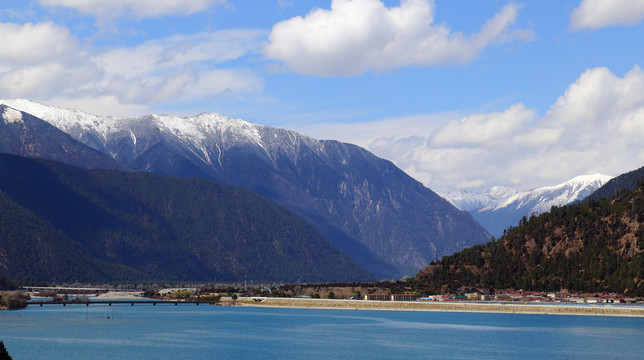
0 98 335 171
485 174 614 214
0 98 491 279
0 98 272 162
445 174 613 237
444 186 517 212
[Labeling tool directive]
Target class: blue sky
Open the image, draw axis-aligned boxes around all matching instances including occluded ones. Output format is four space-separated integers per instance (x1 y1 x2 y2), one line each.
1 0 644 193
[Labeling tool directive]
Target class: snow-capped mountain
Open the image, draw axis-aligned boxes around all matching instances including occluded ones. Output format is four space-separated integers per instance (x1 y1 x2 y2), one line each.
0 98 491 279
444 186 518 212
486 174 614 214
0 104 127 171
446 174 613 237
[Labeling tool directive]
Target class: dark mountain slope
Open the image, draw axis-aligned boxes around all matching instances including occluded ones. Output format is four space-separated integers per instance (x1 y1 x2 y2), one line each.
0 105 127 171
415 180 644 295
586 166 644 201
0 154 374 283
0 100 491 279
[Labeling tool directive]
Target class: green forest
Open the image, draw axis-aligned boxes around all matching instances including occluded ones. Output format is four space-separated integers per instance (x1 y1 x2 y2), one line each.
415 181 644 295
0 154 374 283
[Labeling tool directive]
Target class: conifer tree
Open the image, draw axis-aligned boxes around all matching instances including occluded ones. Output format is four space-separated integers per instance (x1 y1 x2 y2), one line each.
0 341 13 360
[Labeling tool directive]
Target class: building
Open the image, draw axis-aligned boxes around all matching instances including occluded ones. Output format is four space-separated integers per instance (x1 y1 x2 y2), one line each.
365 294 418 301
392 294 417 302
365 294 390 301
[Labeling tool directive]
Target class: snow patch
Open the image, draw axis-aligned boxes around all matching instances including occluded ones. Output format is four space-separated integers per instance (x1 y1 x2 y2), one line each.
2 107 23 124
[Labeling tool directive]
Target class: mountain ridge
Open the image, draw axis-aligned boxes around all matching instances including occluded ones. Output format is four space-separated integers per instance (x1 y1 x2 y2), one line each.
586 166 644 202
0 98 491 279
445 174 613 237
416 176 644 295
0 104 129 172
0 153 375 283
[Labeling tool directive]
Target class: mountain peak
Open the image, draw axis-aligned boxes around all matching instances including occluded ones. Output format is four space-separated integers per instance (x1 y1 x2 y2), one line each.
457 174 614 237
563 173 614 187
1 106 24 124
0 98 491 279
443 185 517 212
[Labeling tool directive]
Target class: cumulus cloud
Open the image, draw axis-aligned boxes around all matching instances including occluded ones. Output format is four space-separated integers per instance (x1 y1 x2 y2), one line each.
264 0 533 76
0 21 100 99
289 112 456 148
429 104 535 148
0 22 77 65
301 66 644 193
38 0 227 20
47 96 149 116
0 20 264 115
571 0 644 30
93 29 265 105
95 29 265 79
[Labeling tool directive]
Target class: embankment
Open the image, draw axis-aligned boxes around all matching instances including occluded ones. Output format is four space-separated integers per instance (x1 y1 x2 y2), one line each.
240 297 644 317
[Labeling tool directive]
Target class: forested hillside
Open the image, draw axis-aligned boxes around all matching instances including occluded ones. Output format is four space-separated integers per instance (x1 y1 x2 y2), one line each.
1 99 491 279
0 273 16 290
586 166 644 202
0 154 374 283
416 181 644 295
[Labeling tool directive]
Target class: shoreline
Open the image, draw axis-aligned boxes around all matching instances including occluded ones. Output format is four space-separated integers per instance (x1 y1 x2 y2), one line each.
239 297 644 317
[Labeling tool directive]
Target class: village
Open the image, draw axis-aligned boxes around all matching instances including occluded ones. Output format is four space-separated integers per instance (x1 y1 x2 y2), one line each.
365 288 641 304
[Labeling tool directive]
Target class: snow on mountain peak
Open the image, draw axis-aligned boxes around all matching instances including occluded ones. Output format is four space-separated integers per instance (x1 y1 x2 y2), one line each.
490 174 613 213
0 98 268 154
1 106 23 124
444 185 517 211
562 174 614 188
457 174 614 237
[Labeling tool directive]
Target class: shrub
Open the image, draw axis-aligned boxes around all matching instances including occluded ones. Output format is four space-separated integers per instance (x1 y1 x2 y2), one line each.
0 291 28 310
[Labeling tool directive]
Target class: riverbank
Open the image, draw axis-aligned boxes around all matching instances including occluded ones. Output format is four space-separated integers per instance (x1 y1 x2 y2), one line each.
239 297 644 317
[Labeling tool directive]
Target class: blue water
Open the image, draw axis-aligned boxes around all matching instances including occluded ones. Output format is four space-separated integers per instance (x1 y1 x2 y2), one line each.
1 304 643 359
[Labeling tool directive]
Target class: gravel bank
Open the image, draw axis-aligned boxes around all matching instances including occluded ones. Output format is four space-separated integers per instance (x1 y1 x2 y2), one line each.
240 297 644 317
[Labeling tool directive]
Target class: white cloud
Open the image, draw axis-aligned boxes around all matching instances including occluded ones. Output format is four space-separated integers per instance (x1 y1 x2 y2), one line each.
429 104 536 148
38 0 227 20
0 20 264 113
300 65 644 193
277 0 295 9
571 0 644 30
0 62 99 99
290 112 456 148
184 68 264 99
264 0 533 76
47 96 149 116
95 29 265 79
0 21 100 99
94 30 265 106
0 22 78 66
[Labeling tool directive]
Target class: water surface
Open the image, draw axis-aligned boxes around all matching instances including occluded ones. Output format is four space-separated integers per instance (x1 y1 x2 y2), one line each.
1 304 642 359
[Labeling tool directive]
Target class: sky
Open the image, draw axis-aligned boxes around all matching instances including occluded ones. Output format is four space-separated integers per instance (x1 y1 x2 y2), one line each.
1 0 644 194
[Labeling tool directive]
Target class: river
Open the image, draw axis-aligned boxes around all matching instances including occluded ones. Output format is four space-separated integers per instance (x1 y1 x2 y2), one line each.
1 304 643 359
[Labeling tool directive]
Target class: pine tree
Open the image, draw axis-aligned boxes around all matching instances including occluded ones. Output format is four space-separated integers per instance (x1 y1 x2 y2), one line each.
0 341 13 360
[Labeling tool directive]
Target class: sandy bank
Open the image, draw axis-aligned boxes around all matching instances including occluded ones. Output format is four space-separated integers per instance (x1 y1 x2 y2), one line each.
95 291 143 299
240 297 644 317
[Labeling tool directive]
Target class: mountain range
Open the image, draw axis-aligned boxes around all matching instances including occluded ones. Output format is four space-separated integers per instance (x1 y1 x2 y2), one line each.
0 105 127 171
416 169 644 295
0 99 491 280
0 153 374 283
586 166 644 202
445 174 613 237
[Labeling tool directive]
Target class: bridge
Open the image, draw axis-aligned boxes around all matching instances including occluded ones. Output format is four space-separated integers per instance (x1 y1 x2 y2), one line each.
28 300 212 307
